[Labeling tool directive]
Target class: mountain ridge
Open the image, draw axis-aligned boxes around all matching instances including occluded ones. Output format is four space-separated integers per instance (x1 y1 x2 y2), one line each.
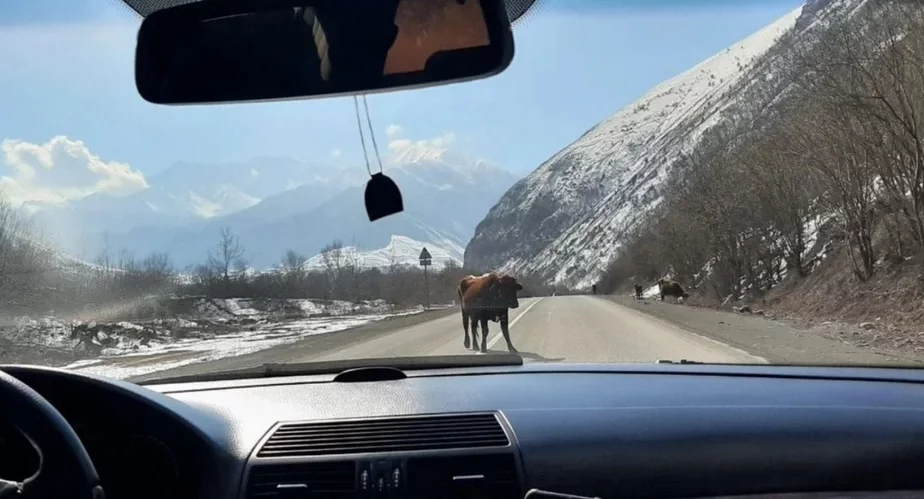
465 4 807 286
30 146 518 270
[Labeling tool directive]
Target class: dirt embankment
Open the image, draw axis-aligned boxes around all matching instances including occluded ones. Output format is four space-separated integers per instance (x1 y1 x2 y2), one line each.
761 243 924 358
618 233 924 363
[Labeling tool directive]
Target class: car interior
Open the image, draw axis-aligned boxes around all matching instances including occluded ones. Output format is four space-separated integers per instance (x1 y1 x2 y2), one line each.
4 0 924 499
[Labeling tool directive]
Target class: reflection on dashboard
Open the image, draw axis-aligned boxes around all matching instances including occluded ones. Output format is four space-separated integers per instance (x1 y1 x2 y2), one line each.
81 432 181 499
0 426 39 481
6 371 206 499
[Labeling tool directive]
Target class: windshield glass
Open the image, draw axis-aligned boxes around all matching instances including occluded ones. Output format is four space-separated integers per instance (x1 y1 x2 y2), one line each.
3 0 921 383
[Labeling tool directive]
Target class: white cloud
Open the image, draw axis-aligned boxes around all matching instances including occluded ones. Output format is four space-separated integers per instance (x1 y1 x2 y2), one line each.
331 148 342 158
0 136 148 207
388 132 456 152
386 132 457 164
385 124 403 138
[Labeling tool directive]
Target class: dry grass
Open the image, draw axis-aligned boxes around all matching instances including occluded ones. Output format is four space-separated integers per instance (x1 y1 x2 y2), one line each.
763 241 924 353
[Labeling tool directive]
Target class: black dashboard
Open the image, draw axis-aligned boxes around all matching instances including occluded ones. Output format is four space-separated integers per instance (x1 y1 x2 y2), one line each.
5 363 924 499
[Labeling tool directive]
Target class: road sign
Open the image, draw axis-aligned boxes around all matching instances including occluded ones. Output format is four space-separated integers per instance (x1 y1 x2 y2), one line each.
419 247 432 310
418 247 432 267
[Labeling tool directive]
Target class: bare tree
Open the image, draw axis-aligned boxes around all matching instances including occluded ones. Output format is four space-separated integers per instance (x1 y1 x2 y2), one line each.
0 197 47 308
385 244 401 274
208 227 245 290
320 240 344 275
280 249 307 296
796 0 924 271
281 249 307 278
343 248 362 303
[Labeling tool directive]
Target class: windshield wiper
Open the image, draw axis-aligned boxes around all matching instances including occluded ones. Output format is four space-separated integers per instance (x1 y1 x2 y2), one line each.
656 358 705 365
137 354 524 385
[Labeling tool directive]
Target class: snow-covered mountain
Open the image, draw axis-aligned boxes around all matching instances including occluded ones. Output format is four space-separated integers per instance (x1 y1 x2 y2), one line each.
465 2 836 287
29 156 357 246
303 235 462 271
180 147 516 268
41 145 517 269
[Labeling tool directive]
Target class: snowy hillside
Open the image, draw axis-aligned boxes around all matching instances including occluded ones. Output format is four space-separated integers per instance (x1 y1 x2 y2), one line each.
303 235 463 271
465 5 809 287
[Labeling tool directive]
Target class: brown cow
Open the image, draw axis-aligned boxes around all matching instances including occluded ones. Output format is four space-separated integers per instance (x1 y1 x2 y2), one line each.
458 273 523 353
658 279 690 302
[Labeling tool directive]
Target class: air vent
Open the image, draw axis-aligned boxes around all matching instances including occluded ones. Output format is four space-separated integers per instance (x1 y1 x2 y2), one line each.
407 453 521 499
246 462 356 499
257 414 509 458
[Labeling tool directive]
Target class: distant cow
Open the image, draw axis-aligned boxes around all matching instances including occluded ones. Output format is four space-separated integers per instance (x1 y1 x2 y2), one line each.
658 279 690 302
458 273 523 353
634 283 643 299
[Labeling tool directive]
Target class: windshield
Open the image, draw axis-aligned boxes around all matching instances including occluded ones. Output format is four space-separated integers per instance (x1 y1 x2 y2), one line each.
2 0 922 383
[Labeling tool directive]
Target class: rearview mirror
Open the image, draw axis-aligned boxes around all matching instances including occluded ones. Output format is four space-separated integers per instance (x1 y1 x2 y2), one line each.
135 0 514 105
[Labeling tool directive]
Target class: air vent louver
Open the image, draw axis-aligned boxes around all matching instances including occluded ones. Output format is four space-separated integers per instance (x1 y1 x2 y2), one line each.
407 453 521 499
246 461 355 499
257 414 509 458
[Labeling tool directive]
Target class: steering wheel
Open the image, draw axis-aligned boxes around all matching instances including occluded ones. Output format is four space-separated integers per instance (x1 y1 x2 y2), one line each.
0 370 104 499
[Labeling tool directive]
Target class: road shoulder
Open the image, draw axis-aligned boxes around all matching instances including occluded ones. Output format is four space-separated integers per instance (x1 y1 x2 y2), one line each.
604 295 920 366
128 307 458 383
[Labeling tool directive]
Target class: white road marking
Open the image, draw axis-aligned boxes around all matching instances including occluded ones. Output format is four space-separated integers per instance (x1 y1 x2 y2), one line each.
487 298 545 349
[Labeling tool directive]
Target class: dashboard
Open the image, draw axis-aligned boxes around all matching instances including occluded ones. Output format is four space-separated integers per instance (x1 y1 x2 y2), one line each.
5 363 924 499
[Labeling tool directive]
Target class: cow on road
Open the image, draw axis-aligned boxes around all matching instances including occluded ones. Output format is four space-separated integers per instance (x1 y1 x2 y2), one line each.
458 273 523 353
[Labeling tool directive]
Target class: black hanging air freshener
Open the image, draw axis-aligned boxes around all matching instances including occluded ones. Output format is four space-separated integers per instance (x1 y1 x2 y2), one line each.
355 95 403 221
364 172 403 221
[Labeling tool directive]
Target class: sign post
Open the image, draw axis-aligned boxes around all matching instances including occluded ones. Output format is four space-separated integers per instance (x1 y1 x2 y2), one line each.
418 247 432 310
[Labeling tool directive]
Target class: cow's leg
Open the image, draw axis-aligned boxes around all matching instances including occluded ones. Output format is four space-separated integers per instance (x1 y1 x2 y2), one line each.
479 318 489 353
462 311 471 349
470 316 480 351
500 313 517 353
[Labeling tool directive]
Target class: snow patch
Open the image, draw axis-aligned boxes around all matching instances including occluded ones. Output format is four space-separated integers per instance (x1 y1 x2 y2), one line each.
303 235 462 271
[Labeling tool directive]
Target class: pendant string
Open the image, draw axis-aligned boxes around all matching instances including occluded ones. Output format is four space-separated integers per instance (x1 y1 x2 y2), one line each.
352 96 373 176
361 95 384 174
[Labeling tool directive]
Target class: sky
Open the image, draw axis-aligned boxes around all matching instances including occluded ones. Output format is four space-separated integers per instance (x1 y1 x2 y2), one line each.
0 0 803 208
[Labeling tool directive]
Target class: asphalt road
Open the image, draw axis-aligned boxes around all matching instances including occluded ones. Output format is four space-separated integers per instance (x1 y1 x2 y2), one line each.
131 296 764 382
308 296 761 364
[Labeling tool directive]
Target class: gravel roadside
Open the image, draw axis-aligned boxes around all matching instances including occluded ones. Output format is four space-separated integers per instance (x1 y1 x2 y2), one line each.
605 295 924 366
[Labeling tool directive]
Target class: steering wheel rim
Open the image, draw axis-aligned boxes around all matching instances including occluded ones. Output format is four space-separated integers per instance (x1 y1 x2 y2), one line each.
0 370 104 499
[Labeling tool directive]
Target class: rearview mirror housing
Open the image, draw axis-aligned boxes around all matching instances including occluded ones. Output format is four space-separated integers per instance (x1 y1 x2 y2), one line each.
135 0 515 105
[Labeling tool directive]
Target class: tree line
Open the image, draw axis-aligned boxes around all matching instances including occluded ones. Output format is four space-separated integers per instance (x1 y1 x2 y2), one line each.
602 0 924 300
0 200 550 319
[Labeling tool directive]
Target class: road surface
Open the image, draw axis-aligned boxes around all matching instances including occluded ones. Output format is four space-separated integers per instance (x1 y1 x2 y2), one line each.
130 296 765 382
307 296 761 364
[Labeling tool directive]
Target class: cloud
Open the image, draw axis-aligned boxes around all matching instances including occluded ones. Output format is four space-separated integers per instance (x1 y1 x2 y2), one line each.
388 132 456 152
386 132 457 164
0 136 148 207
331 148 342 158
385 124 403 138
